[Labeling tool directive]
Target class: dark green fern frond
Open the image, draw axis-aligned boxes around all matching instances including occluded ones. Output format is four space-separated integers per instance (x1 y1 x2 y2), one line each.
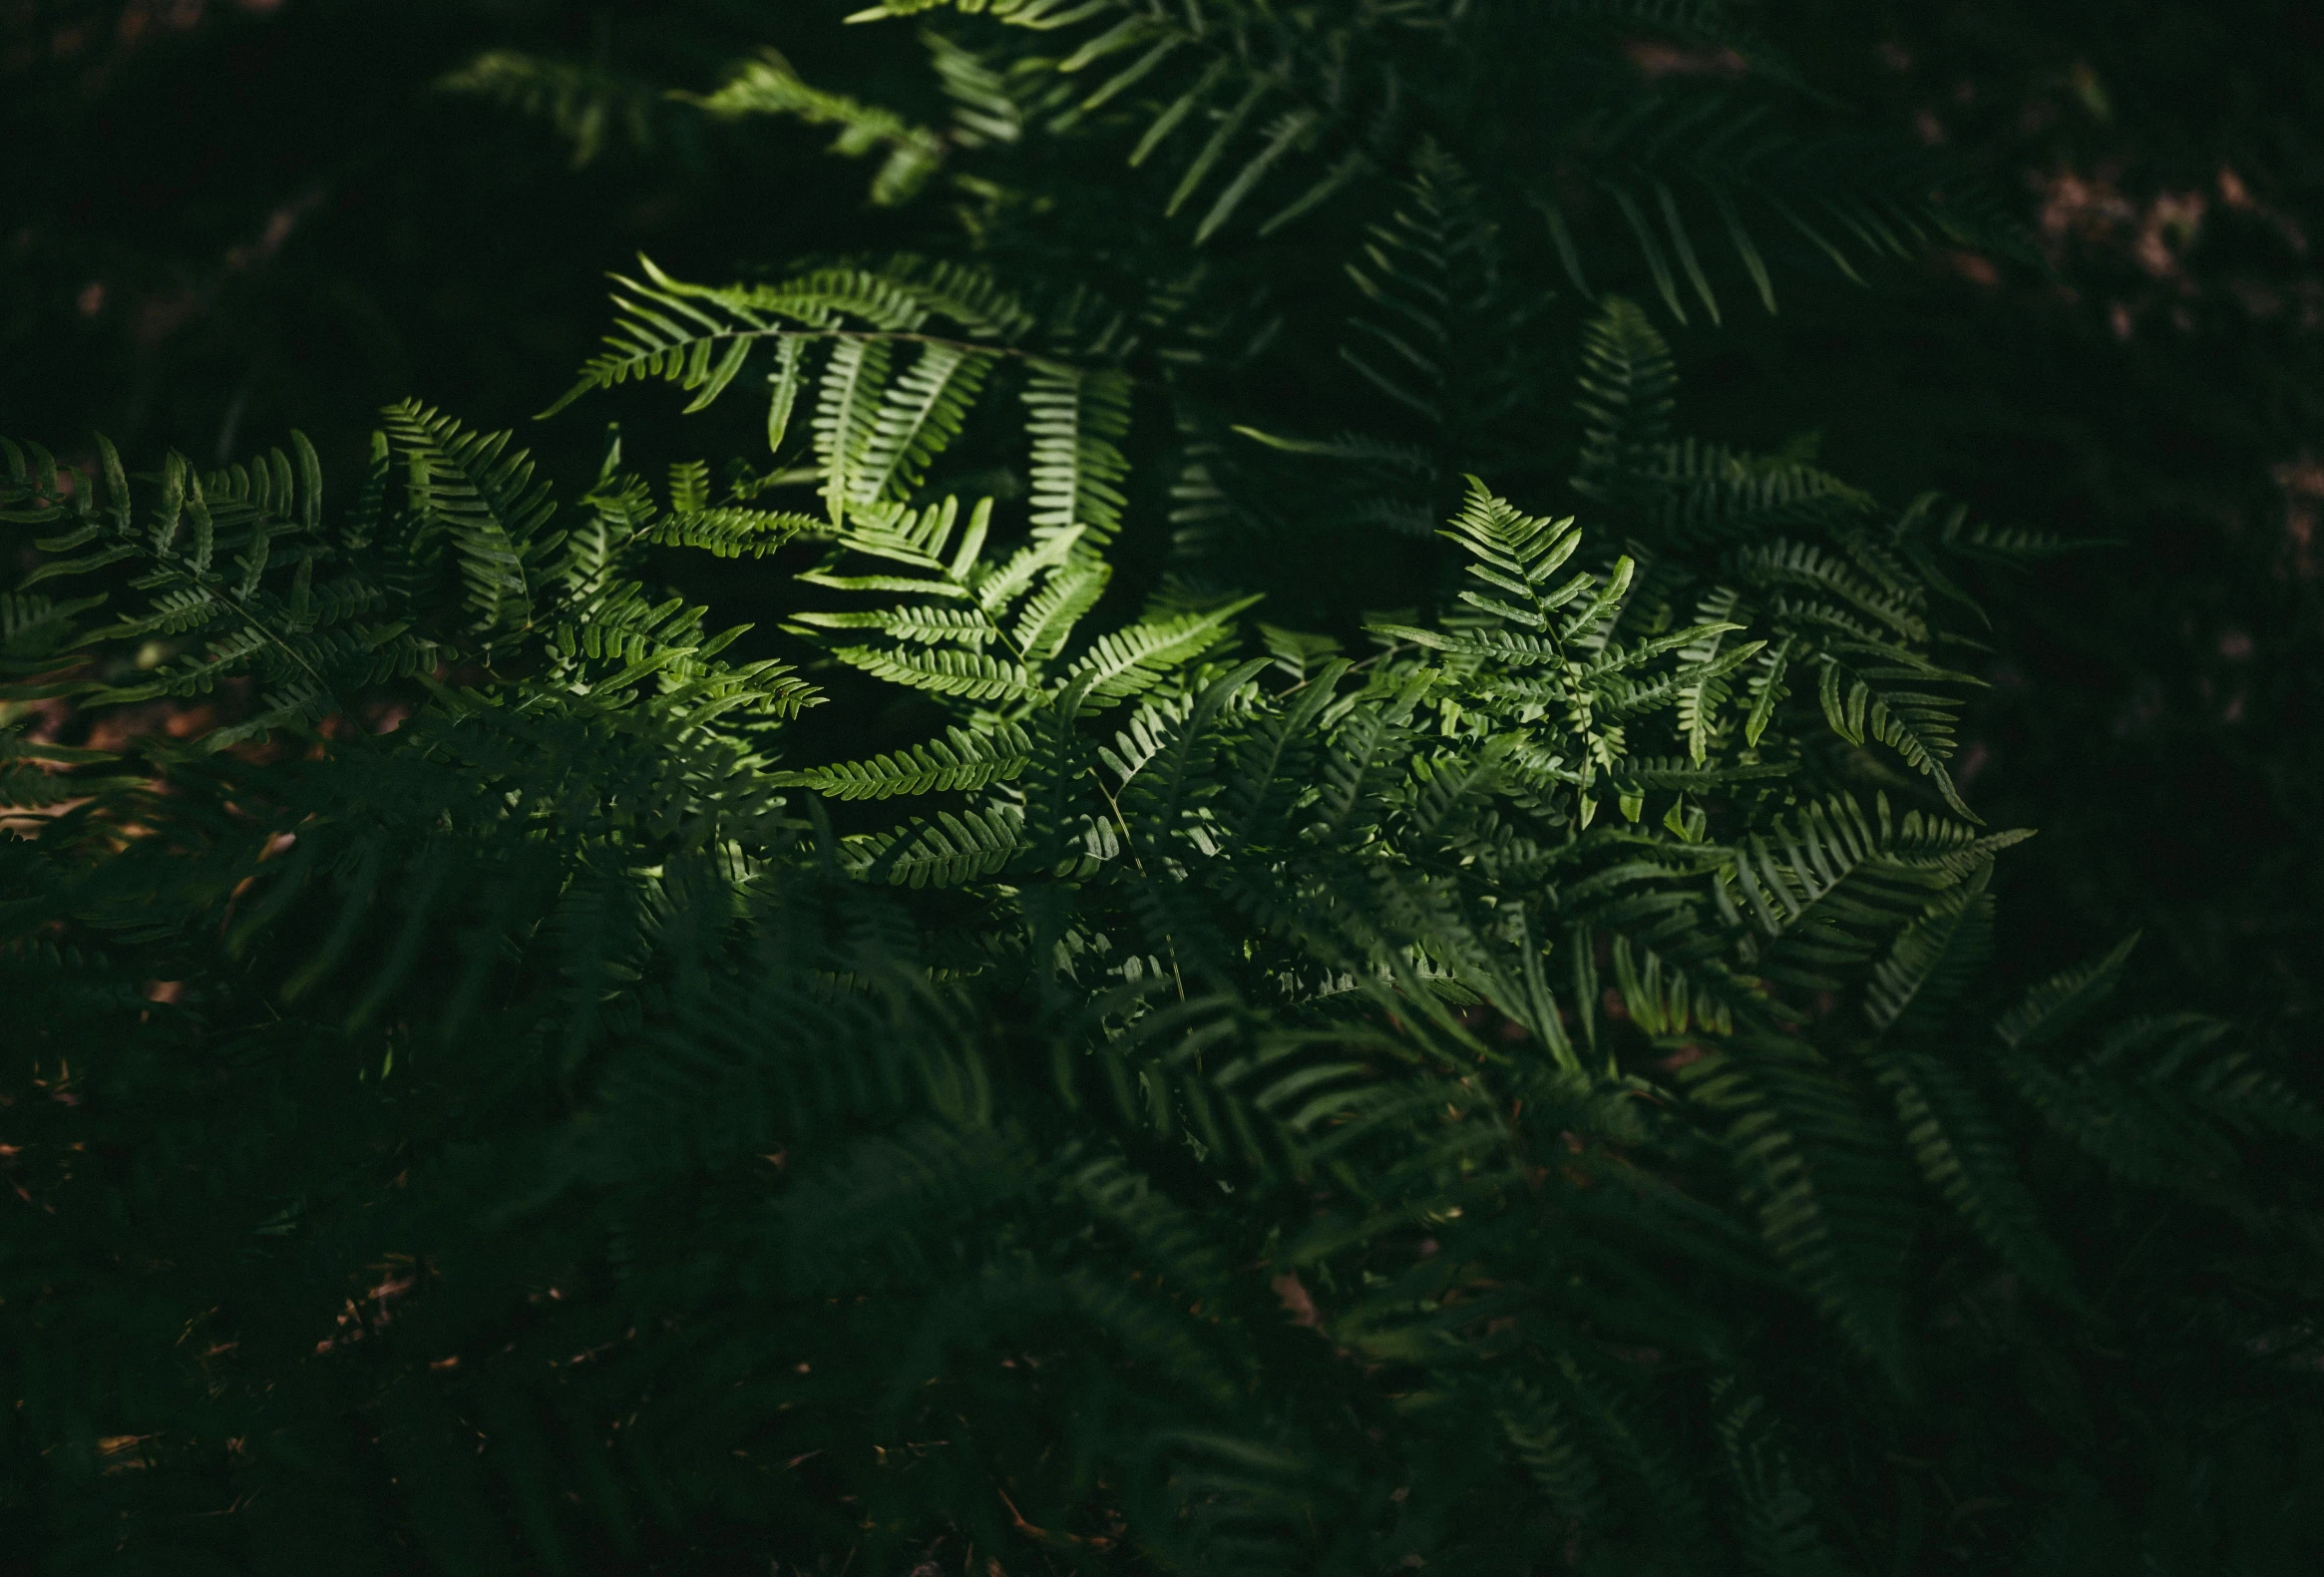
1645 438 1878 551
4 430 434 744
1866 1041 2087 1312
1679 1033 1919 1383
1861 860 1996 1035
1574 296 1678 503
1711 1379 1850 1577
438 50 671 169
850 804 1030 887
381 400 558 638
771 720 1033 800
681 49 950 205
1995 933 2139 1051
1541 72 2025 325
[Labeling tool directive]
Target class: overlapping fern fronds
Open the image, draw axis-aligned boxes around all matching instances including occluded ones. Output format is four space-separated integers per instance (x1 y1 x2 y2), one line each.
547 254 1148 551
849 0 2022 291
10 330 2312 1576
7 10 2313 1573
1566 296 2005 816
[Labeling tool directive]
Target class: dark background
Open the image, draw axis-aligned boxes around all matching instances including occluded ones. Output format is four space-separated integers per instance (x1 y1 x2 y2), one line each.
5 0 2319 1041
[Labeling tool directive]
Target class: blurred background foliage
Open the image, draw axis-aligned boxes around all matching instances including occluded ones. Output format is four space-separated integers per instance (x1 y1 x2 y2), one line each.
4 0 2317 1117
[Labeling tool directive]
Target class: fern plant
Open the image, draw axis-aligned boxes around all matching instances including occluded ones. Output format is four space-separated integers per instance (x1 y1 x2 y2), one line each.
11 283 2321 1569
7 5 2320 1575
834 0 2015 298
438 0 2031 620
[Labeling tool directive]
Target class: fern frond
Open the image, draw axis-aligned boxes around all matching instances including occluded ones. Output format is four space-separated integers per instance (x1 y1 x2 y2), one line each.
1574 296 1677 501
1679 1035 1917 1381
645 507 823 559
850 805 1026 888
1713 1381 1849 1577
382 400 555 634
771 721 1033 800
851 342 998 509
815 337 896 525
1994 933 2137 1050
1867 1044 2085 1311
1023 362 1132 543
683 49 950 205
833 643 1032 701
1863 862 1994 1036
1011 553 1110 659
438 50 665 169
1814 650 1975 819
792 604 1001 645
1062 597 1259 710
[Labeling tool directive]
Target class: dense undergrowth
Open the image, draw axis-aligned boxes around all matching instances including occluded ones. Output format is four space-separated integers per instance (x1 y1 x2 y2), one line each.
5 2 2322 1572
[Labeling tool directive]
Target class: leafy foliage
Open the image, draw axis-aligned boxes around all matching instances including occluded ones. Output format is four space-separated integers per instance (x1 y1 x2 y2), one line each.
5 4 2321 1575
11 292 2322 1570
843 0 2020 287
